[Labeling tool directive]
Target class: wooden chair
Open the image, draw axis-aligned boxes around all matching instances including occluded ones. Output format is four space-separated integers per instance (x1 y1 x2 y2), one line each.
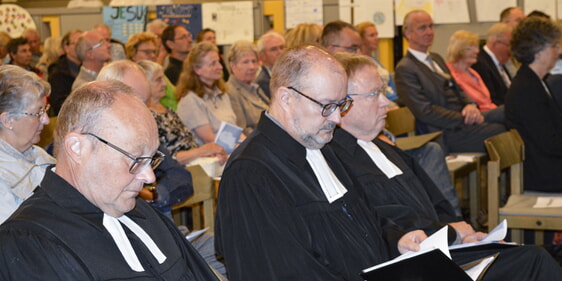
485 129 562 244
387 107 482 226
385 106 416 137
172 165 215 233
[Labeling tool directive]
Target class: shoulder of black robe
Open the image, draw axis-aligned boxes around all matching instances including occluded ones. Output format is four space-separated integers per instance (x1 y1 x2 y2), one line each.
0 168 220 281
330 128 459 243
216 112 403 281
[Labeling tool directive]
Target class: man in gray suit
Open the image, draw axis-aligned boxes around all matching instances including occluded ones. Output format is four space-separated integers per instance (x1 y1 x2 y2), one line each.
395 10 505 153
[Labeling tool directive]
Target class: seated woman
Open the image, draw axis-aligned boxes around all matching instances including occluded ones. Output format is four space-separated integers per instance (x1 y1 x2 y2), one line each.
176 42 244 145
446 30 504 123
506 17 562 193
138 60 227 165
126 31 178 111
0 65 55 224
356 21 399 104
227 40 269 135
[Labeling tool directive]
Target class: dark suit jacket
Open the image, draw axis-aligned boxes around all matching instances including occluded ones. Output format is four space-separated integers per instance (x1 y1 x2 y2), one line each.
395 51 474 133
254 65 271 98
472 47 509 106
48 55 80 115
505 64 562 192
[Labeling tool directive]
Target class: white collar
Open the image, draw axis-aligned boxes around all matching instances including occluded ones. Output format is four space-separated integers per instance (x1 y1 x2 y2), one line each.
357 140 403 179
305 149 348 203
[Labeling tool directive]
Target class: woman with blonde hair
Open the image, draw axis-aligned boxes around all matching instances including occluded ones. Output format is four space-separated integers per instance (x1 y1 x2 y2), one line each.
446 29 503 123
176 42 243 145
37 36 64 80
356 21 398 103
285 23 322 48
227 40 269 135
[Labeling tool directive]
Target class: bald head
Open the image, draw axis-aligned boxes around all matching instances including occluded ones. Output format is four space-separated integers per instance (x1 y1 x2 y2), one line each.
97 60 150 103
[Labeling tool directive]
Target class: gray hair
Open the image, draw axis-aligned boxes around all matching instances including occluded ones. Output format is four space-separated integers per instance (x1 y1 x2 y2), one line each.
511 16 562 64
270 45 343 98
486 23 512 42
256 32 285 53
227 40 258 64
54 80 134 155
146 19 168 34
97 60 146 82
137 59 163 82
0 65 50 125
75 32 89 62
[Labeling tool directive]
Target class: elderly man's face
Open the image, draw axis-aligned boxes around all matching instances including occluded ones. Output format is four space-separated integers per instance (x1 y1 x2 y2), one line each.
405 12 434 52
342 65 389 138
492 32 512 64
260 36 285 68
85 31 111 63
82 96 158 217
287 63 347 149
24 31 41 55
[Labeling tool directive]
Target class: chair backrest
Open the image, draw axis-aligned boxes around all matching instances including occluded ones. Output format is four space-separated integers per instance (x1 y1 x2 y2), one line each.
484 129 524 170
485 129 524 230
385 107 416 136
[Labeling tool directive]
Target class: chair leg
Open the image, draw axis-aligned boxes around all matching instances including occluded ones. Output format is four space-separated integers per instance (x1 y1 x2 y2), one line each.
203 199 214 234
469 169 480 227
535 230 545 245
192 205 201 230
511 229 523 244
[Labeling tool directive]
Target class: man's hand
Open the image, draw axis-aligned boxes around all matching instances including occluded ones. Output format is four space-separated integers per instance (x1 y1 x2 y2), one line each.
461 104 484 125
397 230 427 254
461 232 487 244
449 221 475 240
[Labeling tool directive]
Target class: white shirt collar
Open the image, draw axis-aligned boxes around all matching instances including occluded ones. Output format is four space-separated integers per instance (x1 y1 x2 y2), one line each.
483 45 502 67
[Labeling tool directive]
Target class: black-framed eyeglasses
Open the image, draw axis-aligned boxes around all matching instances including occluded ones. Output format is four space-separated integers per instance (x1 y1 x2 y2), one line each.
329 44 360 53
89 39 105 50
348 85 388 100
83 132 165 174
287 86 353 117
21 104 50 118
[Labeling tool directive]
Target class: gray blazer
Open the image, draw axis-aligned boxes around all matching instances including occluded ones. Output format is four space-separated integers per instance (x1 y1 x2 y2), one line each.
395 51 475 133
227 76 270 136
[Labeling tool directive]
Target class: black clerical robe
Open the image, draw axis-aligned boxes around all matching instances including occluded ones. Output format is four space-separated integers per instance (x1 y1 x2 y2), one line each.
0 168 220 281
330 128 457 240
330 128 562 281
215 113 404 281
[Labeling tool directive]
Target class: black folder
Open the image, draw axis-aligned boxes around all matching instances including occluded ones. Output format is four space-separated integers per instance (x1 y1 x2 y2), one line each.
361 248 498 281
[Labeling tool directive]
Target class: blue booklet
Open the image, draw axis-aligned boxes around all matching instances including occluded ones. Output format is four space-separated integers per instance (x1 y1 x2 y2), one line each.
214 121 243 154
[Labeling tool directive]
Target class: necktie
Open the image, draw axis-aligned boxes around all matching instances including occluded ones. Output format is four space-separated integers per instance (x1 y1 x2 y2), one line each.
499 64 511 87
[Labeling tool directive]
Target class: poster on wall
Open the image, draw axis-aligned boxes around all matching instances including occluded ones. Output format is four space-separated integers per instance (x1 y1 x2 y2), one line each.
285 0 323 29
103 5 147 43
395 0 432 26
202 1 254 45
474 0 516 22
433 0 469 24
156 4 202 39
0 4 37 38
338 0 394 38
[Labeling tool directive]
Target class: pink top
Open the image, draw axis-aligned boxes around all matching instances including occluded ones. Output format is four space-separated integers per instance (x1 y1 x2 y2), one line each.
446 62 497 111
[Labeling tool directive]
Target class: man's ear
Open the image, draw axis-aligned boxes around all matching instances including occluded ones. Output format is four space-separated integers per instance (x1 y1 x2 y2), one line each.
64 132 90 164
0 112 15 129
277 86 292 111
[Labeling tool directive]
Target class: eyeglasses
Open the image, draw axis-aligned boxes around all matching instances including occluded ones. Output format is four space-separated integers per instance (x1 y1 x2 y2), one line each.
348 85 388 100
330 44 360 53
287 86 353 117
89 39 105 50
83 132 165 174
21 104 50 118
174 34 191 41
137 49 158 56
